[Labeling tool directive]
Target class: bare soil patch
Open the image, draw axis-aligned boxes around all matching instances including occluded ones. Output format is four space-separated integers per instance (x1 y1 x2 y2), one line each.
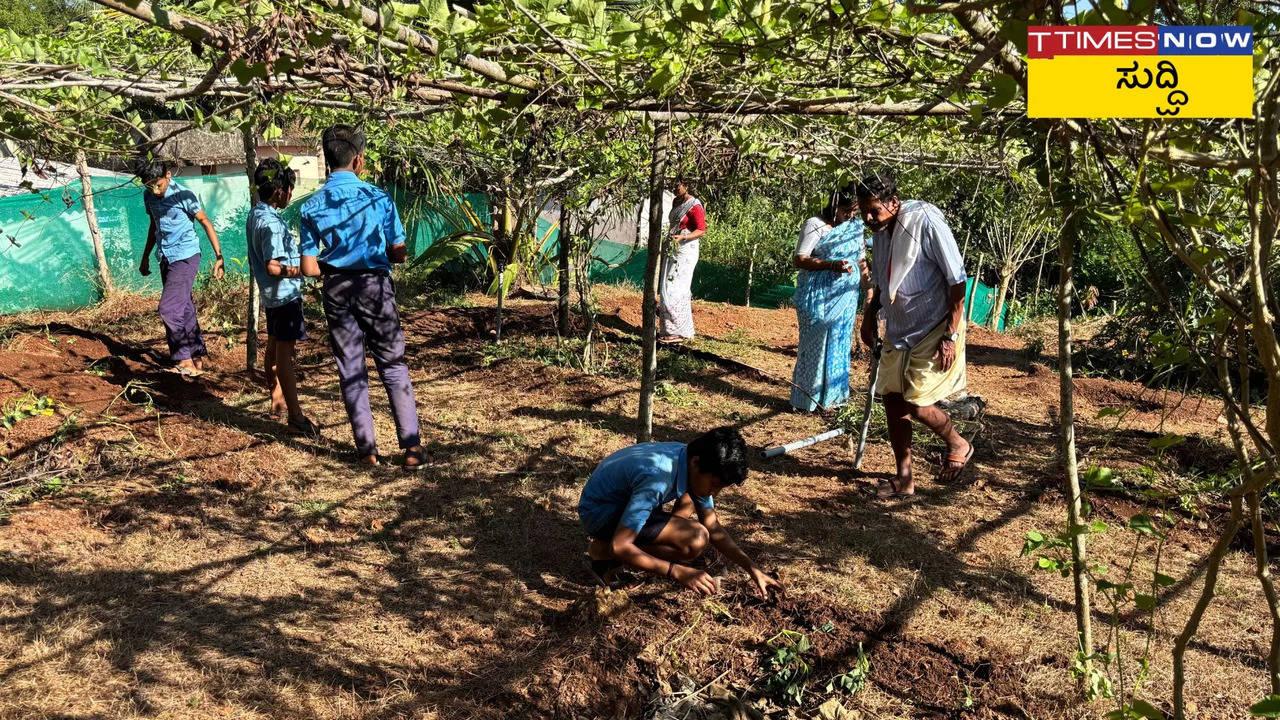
0 288 1270 719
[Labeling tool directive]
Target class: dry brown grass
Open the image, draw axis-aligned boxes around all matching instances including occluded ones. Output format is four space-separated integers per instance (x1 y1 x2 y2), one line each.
0 288 1271 719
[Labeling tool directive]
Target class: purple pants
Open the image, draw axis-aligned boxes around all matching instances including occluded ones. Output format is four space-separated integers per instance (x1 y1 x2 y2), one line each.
321 272 421 456
158 254 207 362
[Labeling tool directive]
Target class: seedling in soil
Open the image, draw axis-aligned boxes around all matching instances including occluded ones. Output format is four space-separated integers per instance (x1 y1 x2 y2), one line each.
761 629 814 706
2 393 55 429
297 500 339 520
655 381 702 407
824 643 870 696
158 475 191 491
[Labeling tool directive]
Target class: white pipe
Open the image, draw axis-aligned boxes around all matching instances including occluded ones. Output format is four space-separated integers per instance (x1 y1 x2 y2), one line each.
762 428 845 458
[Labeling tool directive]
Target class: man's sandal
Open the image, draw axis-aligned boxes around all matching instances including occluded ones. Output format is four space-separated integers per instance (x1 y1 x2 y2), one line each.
875 475 914 499
937 443 974 483
403 447 428 471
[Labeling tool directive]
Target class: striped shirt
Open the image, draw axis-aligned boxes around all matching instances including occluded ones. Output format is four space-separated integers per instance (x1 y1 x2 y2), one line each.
870 201 967 350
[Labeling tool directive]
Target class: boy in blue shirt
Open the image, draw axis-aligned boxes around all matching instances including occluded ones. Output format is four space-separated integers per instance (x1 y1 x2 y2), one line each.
579 427 784 598
136 161 225 376
300 125 424 469
246 158 316 434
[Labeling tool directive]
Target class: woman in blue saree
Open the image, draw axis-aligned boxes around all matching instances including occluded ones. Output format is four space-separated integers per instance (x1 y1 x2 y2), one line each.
791 192 865 412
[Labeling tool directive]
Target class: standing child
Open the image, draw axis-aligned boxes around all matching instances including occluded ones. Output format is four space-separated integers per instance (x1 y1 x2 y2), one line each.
246 158 316 434
579 426 784 598
136 161 225 376
299 125 425 469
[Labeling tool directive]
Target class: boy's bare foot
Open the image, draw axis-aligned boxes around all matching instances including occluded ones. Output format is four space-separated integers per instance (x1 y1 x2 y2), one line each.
358 454 379 466
287 415 319 436
171 360 203 378
587 539 612 562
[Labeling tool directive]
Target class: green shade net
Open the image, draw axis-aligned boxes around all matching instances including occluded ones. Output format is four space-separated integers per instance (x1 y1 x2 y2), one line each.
0 176 1008 328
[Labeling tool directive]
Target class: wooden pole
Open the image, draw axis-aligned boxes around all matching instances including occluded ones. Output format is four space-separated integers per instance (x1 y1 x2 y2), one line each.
637 120 670 443
76 150 114 299
243 125 261 372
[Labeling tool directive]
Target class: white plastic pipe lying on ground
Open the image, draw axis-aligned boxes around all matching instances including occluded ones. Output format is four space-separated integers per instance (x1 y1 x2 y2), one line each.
761 428 845 458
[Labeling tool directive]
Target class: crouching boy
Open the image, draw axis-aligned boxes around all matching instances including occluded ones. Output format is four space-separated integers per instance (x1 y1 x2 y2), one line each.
578 426 784 598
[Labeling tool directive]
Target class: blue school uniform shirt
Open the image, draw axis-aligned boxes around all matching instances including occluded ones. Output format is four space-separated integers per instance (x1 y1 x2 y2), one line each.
578 442 714 537
246 202 304 308
299 171 406 272
143 180 202 263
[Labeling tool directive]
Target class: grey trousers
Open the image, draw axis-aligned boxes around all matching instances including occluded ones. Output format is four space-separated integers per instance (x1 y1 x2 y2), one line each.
321 272 420 456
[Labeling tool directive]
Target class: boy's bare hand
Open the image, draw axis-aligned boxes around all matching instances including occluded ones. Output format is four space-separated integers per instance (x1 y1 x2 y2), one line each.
139 258 151 276
749 567 784 600
674 565 719 596
212 257 226 280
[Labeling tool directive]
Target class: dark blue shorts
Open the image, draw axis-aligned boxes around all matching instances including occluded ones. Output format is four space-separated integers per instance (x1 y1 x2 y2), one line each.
265 299 307 342
588 510 672 544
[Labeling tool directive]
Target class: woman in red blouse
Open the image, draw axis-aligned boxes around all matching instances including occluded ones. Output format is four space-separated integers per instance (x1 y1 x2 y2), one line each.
659 180 707 343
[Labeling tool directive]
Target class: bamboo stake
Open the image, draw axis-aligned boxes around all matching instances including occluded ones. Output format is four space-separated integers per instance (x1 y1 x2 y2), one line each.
76 150 114 299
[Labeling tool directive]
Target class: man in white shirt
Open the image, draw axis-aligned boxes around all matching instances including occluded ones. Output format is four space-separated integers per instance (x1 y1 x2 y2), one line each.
856 172 972 498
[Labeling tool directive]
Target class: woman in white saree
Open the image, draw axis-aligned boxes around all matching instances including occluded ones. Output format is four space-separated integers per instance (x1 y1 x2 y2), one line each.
659 180 706 343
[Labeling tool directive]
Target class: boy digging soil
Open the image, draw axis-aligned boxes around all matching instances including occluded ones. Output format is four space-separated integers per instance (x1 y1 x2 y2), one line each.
246 158 316 434
579 427 783 598
136 161 225 376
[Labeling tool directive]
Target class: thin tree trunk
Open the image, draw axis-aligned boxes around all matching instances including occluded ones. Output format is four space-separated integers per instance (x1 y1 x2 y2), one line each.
1009 276 1018 325
1057 203 1093 672
76 150 113 299
1249 490 1280 693
745 240 756 307
1034 250 1046 304
637 120 670 443
494 194 513 343
1173 495 1244 719
966 252 983 323
557 204 571 335
991 267 1012 330
635 201 644 248
242 125 260 372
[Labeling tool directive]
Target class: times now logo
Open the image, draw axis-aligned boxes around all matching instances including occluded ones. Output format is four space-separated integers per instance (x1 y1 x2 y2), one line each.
1028 26 1253 58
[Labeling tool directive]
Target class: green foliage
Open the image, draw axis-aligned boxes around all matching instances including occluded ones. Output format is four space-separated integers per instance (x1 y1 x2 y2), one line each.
2 392 55 429
761 629 814 706
1251 696 1280 718
823 643 870 696
699 193 805 292
654 380 701 407
1025 513 1173 713
0 0 89 37
194 259 251 346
